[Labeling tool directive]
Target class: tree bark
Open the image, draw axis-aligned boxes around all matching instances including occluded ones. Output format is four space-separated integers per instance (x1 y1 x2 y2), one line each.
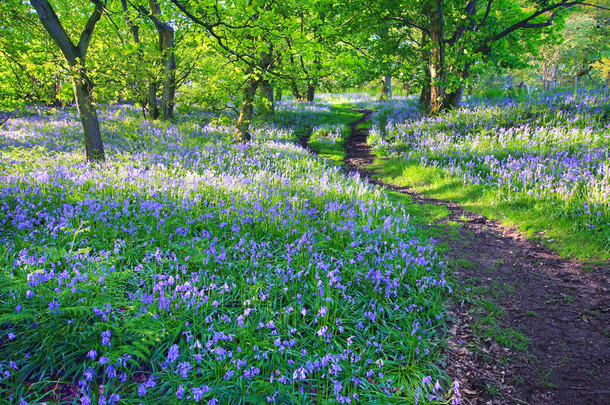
381 74 392 100
159 28 175 119
445 85 464 109
429 0 446 114
72 66 105 161
444 65 470 109
306 83 316 102
607 71 610 91
260 79 274 117
259 49 275 115
419 14 431 109
148 83 159 119
236 74 259 142
31 0 105 162
385 74 392 98
290 80 303 101
146 0 175 120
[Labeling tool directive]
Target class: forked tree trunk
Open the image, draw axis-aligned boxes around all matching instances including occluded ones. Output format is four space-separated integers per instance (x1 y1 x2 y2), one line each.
429 0 446 114
236 75 259 142
144 0 175 120
31 0 106 162
72 66 105 161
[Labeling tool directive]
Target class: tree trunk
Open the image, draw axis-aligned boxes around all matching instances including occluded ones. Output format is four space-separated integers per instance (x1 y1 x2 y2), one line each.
260 80 274 117
236 75 259 142
290 80 303 101
445 86 464 109
306 83 316 102
146 0 175 120
160 28 175 119
31 0 106 162
275 87 282 101
72 66 105 162
607 71 610 91
429 0 446 114
419 18 431 109
444 65 470 109
121 0 149 115
148 83 159 119
381 74 392 99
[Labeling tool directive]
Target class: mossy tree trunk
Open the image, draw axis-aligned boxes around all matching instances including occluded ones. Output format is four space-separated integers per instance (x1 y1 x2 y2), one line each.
236 73 259 142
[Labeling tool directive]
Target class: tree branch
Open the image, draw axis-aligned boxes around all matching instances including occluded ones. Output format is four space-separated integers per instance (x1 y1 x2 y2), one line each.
476 1 583 54
30 0 79 64
77 0 107 58
580 2 610 11
386 16 430 34
479 0 494 28
447 0 477 46
169 0 256 67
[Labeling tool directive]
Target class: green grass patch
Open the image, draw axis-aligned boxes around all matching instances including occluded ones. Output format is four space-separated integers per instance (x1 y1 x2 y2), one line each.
374 158 610 262
307 107 362 166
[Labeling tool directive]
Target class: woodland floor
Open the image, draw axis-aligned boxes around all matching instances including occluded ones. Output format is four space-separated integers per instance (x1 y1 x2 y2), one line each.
340 110 610 405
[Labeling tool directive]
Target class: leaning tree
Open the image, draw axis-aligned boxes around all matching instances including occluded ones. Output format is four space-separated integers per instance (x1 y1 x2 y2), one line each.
31 0 107 161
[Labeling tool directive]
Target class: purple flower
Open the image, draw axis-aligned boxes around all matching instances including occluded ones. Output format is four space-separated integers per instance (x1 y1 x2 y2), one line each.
87 349 97 360
318 306 328 317
109 393 120 405
101 330 111 346
167 344 180 363
177 361 192 378
192 385 210 401
175 384 185 399
48 299 59 312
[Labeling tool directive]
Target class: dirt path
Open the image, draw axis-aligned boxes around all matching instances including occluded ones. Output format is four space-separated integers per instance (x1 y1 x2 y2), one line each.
344 110 610 405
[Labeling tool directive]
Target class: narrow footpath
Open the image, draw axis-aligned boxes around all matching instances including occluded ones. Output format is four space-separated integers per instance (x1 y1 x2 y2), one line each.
342 110 610 405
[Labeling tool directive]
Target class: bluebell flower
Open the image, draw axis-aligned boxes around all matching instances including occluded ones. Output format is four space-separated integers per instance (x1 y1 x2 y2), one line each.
175 384 185 399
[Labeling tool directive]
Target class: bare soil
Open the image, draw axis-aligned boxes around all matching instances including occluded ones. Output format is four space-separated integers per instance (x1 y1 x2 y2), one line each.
343 110 610 405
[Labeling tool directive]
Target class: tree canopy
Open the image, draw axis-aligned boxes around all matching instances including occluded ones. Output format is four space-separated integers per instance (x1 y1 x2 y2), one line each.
1 0 608 158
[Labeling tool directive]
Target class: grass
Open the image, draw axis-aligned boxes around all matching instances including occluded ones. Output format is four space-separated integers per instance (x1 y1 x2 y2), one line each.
373 158 610 262
306 106 361 166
